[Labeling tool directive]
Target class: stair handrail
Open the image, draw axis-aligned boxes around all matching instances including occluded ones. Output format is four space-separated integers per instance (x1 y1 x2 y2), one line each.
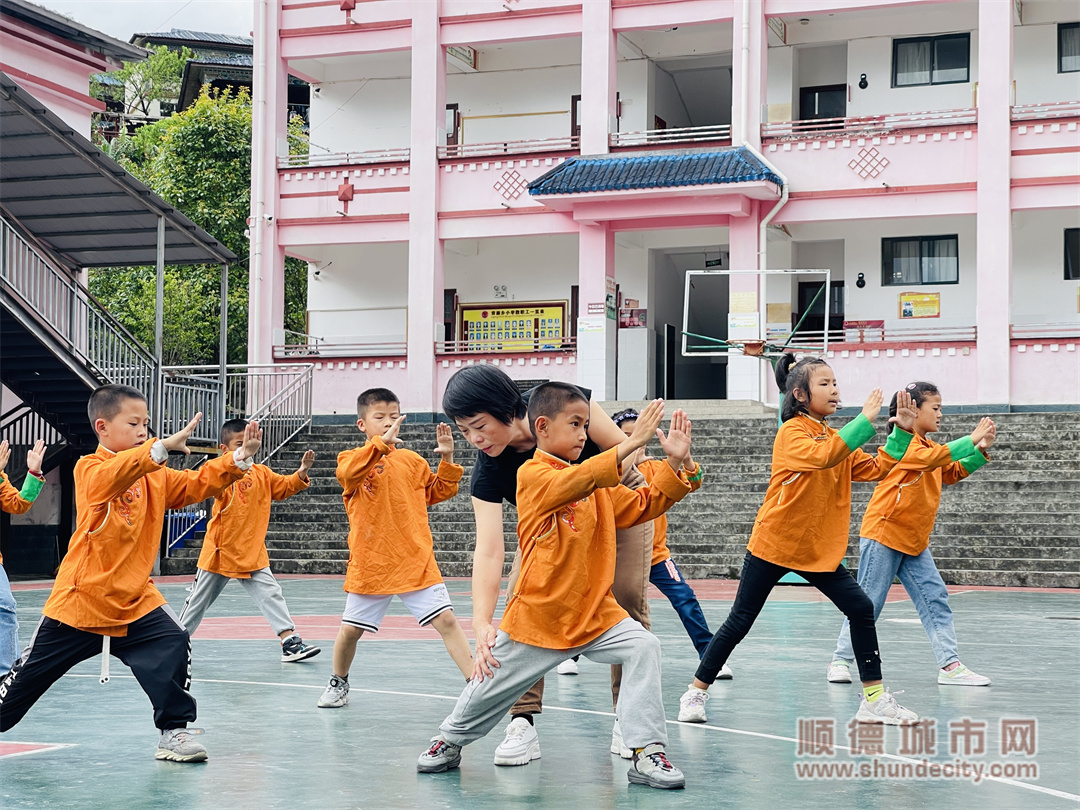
247 365 314 463
0 403 67 481
0 214 158 400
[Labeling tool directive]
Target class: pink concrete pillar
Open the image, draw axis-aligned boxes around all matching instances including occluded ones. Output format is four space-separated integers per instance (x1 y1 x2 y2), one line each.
727 203 762 400
577 222 616 399
731 0 766 149
249 0 289 365
580 0 615 155
406 0 445 413
975 0 1013 407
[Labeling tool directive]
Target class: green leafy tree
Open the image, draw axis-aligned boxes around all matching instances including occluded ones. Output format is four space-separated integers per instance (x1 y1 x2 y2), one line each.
91 45 195 118
90 86 308 365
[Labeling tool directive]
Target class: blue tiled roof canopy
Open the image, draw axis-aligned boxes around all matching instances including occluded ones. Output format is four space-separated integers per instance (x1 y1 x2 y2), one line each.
528 146 782 196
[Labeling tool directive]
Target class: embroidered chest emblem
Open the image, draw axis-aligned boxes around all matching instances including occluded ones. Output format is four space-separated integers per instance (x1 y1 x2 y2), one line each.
117 482 143 526
235 476 255 505
559 499 583 532
363 461 387 495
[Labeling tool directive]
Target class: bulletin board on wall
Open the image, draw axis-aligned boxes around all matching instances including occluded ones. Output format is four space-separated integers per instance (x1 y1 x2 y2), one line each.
458 301 568 353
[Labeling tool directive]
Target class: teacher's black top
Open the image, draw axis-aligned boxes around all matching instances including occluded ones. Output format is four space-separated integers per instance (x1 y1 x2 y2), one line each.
468 384 602 506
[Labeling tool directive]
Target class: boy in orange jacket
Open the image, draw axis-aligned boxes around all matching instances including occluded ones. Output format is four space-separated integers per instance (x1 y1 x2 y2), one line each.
178 418 320 663
0 384 261 763
317 388 472 709
417 385 700 791
0 439 47 674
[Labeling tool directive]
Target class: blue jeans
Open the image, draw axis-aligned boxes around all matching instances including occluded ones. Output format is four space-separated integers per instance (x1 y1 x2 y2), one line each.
0 564 19 674
649 558 713 657
833 538 959 669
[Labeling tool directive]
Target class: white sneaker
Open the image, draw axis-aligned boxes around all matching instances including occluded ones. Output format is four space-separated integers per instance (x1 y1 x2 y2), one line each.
610 719 632 759
677 685 709 723
317 675 349 708
493 717 541 766
855 690 920 725
557 658 579 675
827 660 853 683
714 663 733 681
938 663 991 686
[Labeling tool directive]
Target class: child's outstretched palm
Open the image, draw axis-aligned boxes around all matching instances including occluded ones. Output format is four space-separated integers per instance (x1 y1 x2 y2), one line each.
434 422 454 458
889 390 917 431
382 414 406 447
970 417 993 446
298 449 315 476
27 440 46 474
861 389 884 422
657 409 692 467
0 440 9 473
978 421 997 450
162 413 203 455
241 420 263 460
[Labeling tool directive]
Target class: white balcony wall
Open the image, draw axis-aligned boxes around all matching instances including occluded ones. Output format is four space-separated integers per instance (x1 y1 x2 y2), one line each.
444 235 578 307
1011 210 1080 325
767 46 795 122
306 243 409 342
1014 23 1080 105
616 58 650 133
448 65 580 144
309 77 411 154
651 62 695 129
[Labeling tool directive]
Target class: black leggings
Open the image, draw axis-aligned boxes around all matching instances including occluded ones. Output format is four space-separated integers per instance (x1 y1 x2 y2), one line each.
696 551 882 684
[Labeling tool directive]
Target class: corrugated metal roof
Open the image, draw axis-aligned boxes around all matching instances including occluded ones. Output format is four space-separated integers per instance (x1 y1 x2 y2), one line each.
528 147 782 196
0 72 236 268
0 0 147 63
131 29 253 48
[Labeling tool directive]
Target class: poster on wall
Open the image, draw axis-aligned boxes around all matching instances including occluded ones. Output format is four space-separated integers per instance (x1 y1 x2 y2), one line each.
619 309 647 328
898 292 941 319
605 277 617 320
458 301 567 352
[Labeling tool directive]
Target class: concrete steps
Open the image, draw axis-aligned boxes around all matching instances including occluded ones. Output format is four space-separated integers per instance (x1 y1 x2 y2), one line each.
160 411 1080 587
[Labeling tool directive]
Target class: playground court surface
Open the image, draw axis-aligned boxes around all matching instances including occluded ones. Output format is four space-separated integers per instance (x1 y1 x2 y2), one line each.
1 575 1077 810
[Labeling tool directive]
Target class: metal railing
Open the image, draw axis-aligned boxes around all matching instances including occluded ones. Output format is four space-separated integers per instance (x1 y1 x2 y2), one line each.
436 336 577 355
437 135 579 159
0 215 157 399
278 146 411 169
762 108 978 140
163 454 211 556
773 325 979 346
273 340 407 359
610 124 732 148
0 403 66 482
1010 322 1080 340
1011 101 1080 121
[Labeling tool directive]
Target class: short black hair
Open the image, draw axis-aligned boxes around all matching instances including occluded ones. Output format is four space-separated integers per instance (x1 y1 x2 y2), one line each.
357 388 399 418
220 417 248 445
890 381 940 418
442 365 527 425
87 384 147 432
527 382 589 435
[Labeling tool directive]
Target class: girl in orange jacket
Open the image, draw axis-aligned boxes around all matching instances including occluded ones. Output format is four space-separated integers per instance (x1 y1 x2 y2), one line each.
677 355 922 728
827 381 995 687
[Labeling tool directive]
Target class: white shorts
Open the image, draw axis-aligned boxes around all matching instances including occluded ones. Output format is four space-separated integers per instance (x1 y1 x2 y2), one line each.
342 583 453 633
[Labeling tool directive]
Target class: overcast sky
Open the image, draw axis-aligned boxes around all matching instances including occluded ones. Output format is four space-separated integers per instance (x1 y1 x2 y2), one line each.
41 0 252 42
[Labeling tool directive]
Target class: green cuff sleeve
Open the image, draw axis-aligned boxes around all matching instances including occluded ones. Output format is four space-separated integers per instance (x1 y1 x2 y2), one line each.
838 414 877 452
882 426 914 461
945 436 976 462
960 450 989 475
19 474 44 503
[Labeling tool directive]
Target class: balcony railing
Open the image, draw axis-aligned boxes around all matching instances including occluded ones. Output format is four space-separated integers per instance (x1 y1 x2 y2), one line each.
274 339 407 359
437 336 577 355
610 124 732 149
437 135 579 159
762 109 977 140
278 147 410 169
1011 101 1080 121
1010 322 1080 340
765 325 978 347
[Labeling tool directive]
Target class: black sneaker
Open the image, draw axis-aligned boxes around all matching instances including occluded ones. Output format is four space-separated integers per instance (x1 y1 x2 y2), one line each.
281 635 321 663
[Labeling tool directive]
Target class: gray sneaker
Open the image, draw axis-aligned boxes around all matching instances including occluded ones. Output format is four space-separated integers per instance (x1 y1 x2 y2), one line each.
417 736 462 773
155 728 208 762
627 743 685 790
317 675 349 708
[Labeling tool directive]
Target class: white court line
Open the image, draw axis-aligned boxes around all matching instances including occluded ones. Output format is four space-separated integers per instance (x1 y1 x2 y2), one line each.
66 673 1080 802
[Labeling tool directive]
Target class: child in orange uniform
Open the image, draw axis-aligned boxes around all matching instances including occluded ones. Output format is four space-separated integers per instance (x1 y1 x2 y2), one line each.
417 386 699 791
827 382 995 687
677 356 923 727
0 439 47 674
178 418 320 663
0 384 262 763
317 388 472 708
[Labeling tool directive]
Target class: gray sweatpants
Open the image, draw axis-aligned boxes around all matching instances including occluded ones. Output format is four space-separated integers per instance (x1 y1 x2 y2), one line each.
178 568 295 638
439 618 667 750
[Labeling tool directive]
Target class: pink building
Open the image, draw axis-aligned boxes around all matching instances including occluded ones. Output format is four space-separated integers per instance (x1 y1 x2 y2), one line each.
249 0 1080 416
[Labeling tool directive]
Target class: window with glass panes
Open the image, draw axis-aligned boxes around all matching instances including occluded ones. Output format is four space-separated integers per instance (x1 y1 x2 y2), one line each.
882 236 959 285
892 33 970 87
1060 23 1080 73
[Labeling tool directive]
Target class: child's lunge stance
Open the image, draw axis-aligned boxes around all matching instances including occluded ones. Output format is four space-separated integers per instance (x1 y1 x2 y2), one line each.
417 387 700 790
0 439 46 673
827 382 995 687
678 356 923 727
0 385 262 762
318 388 472 707
178 418 321 663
